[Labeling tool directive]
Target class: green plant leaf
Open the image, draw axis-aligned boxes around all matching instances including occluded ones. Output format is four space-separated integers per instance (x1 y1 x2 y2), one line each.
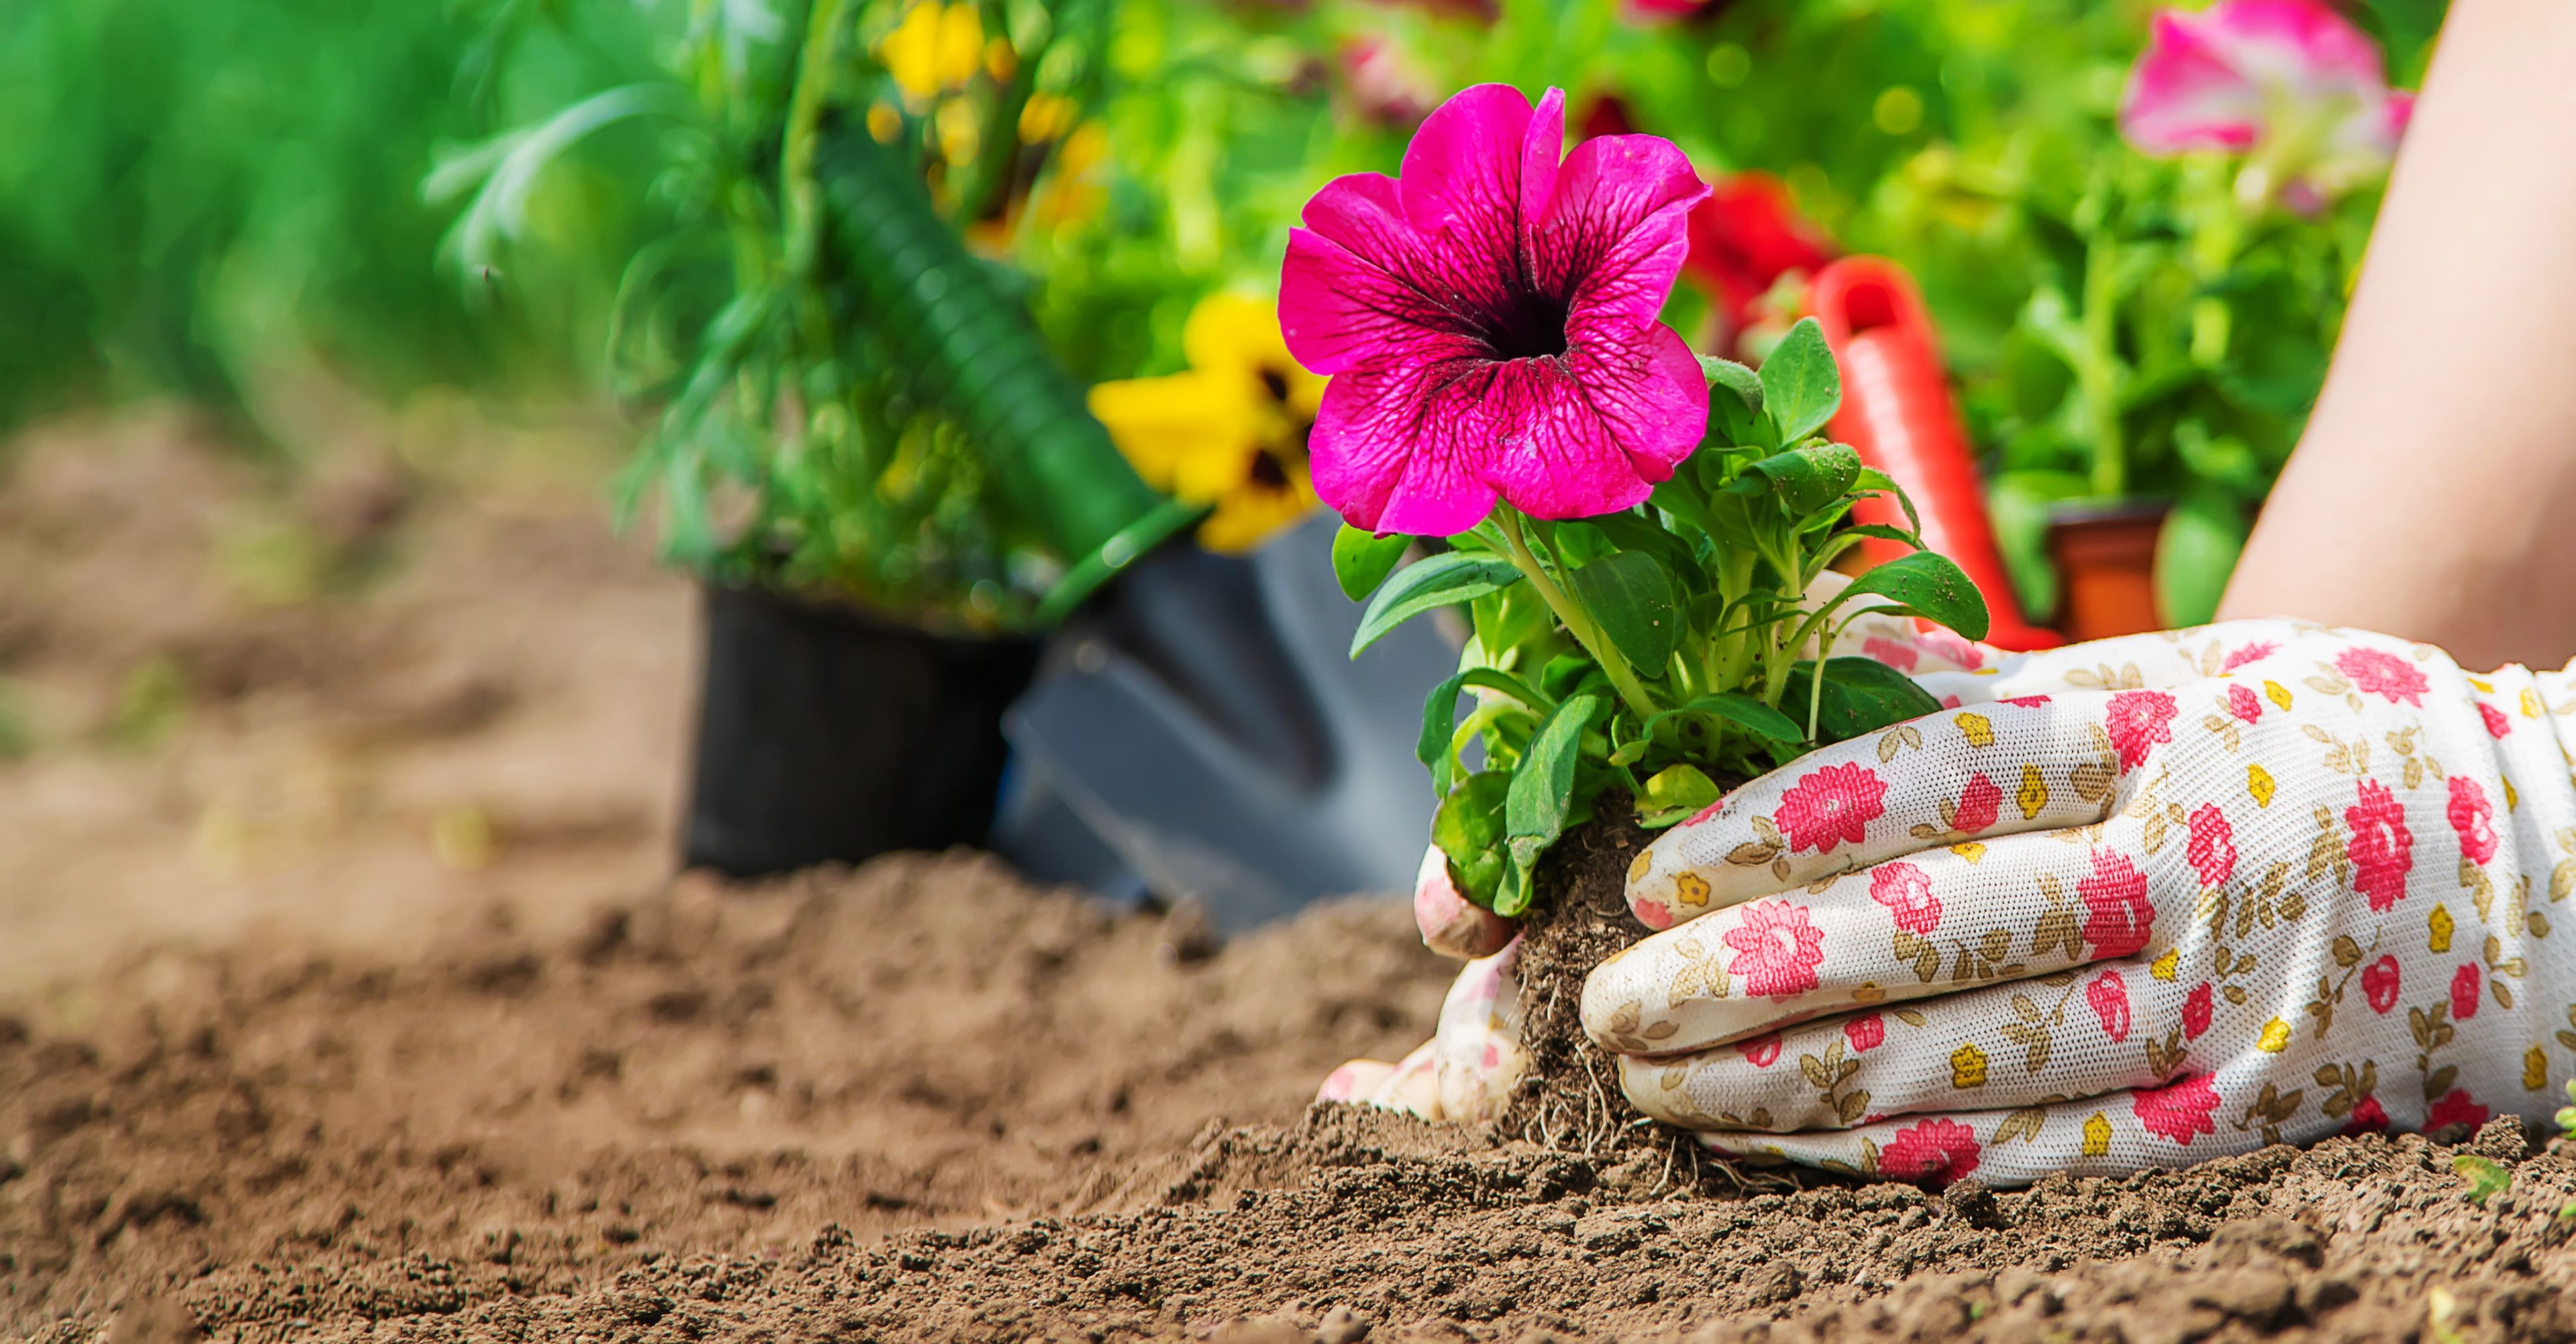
1505 693 1607 875
1785 657 1943 744
1658 691 1805 743
1853 467 1924 540
1417 671 1470 789
2155 490 2249 628
1332 525 1411 602
1760 317 1842 443
1432 770 1513 910
1841 551 1992 641
1638 763 1723 828
1701 355 1764 445
2453 1154 2512 1207
1351 553 1524 657
1745 441 1863 516
1569 551 1683 671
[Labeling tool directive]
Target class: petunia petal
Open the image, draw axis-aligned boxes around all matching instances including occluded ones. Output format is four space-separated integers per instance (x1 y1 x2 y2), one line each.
1308 338 1501 536
1465 319 1703 522
1534 132 1708 326
1279 174 1462 376
2196 0 2387 105
1395 84 1561 321
2121 11 2265 152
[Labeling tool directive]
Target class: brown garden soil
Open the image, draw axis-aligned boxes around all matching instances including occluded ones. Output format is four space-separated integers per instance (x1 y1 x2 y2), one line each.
12 416 2576 1343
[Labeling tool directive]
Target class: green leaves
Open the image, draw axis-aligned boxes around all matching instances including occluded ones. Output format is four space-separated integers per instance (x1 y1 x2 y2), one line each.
1638 763 1721 828
1432 771 1511 908
1701 355 1765 445
1350 552 1523 656
1568 551 1682 670
2155 491 2248 628
1501 693 1606 915
1654 692 1804 743
1745 441 1863 516
1332 525 1411 601
2453 1154 2512 1208
1759 317 1842 443
1841 550 1993 642
1784 657 1943 744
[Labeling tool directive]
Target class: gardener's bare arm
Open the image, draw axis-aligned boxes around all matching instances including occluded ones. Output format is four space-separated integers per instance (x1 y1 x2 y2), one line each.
2220 0 2576 670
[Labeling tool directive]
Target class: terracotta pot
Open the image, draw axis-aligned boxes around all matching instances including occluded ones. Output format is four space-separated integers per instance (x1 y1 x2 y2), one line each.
2045 502 2170 642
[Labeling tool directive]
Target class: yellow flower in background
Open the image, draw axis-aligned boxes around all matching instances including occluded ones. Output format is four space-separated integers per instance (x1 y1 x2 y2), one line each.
880 1 983 102
1089 294 1324 555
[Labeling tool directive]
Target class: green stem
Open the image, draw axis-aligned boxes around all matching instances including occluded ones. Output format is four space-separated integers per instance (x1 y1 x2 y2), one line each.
1496 508 1658 721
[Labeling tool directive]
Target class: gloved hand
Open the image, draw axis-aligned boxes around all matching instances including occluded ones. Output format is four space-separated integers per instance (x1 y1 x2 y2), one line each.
1591 619 2576 1185
1320 588 1999 1119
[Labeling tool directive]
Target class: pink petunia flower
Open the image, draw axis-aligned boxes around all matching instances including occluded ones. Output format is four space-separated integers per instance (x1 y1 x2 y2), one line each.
2182 981 2214 1039
2337 647 2430 706
1845 1013 1884 1053
1741 1033 1782 1067
1879 1118 1981 1186
2340 1093 2389 1136
2104 691 2179 771
2361 955 2399 1013
2478 702 2512 739
2086 971 2133 1042
2078 850 2157 958
2450 964 2481 1021
2426 1088 2491 1133
1774 761 1888 854
2186 803 2237 890
1952 774 2002 834
2447 776 2497 867
1723 900 1827 999
2133 1073 2222 1145
2345 779 2414 912
1868 861 1942 934
2120 0 2413 209
2220 640 2279 672
1280 85 1710 535
2227 683 2264 724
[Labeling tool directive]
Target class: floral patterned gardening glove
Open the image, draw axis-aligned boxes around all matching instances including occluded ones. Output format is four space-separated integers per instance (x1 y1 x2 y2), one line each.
1590 620 2576 1186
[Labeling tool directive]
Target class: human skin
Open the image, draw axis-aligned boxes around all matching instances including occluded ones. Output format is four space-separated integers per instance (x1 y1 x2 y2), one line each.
2221 0 2576 671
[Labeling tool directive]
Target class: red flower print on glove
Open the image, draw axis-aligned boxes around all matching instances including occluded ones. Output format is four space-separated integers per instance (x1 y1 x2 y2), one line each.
1723 901 1825 999
1879 1118 1980 1185
2340 1094 2390 1135
2182 981 2214 1040
1740 1034 1782 1067
2220 640 2278 672
2361 956 2400 1013
2451 964 2481 1021
2428 1088 2491 1132
1862 636 1919 673
2345 779 2414 912
2104 691 2179 771
1869 862 1942 934
2479 702 2512 738
2086 971 2132 1042
2337 647 2429 706
2077 850 2156 958
1773 761 1888 854
2227 683 2264 724
2186 804 2236 889
2447 776 2497 866
1845 1013 1884 1052
2133 1074 2221 1145
1951 773 2002 834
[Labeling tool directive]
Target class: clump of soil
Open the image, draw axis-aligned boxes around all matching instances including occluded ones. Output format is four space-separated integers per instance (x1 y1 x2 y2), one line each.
1503 801 1673 1158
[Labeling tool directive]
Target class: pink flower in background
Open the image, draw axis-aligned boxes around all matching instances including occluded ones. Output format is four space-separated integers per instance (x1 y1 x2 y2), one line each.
2078 850 2157 958
2450 964 2481 1021
2227 683 2264 724
1280 85 1710 535
1337 38 1438 127
1723 901 1827 999
2447 776 2498 867
1845 1013 1885 1052
2133 1073 2221 1145
1869 861 1942 934
2361 955 2400 1013
2182 981 2214 1039
1774 761 1888 854
2120 0 2412 208
2186 804 2237 889
2337 647 2429 706
1951 773 2002 834
2479 702 2512 738
2220 640 2279 672
2427 1088 2491 1133
2104 691 2178 771
2345 779 2414 911
2086 971 2133 1042
1880 1118 1981 1185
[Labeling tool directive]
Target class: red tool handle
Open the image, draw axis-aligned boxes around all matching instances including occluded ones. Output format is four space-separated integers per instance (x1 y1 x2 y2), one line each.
1807 258 2060 652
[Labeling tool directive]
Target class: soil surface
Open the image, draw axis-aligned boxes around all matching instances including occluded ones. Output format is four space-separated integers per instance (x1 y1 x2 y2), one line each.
12 419 2576 1343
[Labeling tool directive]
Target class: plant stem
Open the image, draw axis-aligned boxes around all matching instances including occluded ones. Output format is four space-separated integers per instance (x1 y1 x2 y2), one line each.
1495 507 1658 721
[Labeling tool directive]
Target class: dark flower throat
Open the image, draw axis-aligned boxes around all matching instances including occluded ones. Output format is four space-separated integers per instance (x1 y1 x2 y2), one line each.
1477 286 1572 361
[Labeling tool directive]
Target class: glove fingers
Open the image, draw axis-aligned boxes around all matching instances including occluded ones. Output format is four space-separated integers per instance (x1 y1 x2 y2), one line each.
1908 621 2310 710
1625 694 2133 931
1591 819 2153 1055
1611 955 2174 1133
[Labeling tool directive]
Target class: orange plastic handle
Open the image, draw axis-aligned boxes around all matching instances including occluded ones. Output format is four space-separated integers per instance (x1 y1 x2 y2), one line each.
1807 258 2061 652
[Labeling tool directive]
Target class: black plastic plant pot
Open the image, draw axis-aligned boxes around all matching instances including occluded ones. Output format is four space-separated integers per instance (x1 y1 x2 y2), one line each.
682 582 1040 879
